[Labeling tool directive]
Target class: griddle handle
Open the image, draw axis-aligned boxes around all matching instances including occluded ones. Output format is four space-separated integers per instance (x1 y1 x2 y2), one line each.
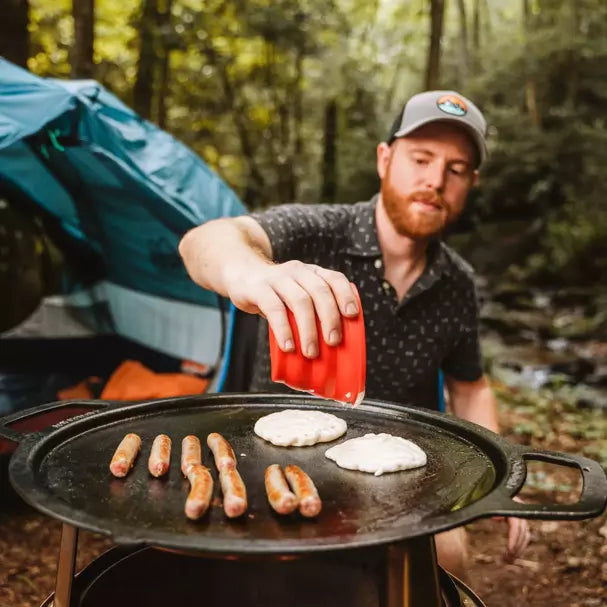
481 448 607 519
0 399 115 443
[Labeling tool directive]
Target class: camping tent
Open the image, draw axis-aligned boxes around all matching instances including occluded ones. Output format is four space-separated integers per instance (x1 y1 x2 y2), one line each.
0 58 246 367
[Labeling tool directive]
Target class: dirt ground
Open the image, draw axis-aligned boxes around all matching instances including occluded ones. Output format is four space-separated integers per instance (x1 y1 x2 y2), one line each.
1 405 605 607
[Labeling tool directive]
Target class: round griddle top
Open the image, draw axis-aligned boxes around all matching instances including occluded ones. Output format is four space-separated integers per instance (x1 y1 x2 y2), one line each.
8 394 606 555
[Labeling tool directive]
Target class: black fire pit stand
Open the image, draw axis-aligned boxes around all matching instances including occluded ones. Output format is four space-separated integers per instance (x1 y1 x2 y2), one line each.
386 536 442 606
49 523 449 607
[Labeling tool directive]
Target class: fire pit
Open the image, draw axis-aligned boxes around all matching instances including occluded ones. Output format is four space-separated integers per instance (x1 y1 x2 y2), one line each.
2 394 606 606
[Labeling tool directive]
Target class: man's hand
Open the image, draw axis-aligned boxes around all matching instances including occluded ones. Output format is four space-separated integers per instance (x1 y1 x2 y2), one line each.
494 497 531 562
179 216 359 359
226 259 359 359
504 516 531 561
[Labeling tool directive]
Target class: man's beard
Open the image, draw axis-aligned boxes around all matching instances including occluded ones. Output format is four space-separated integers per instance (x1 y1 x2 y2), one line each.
381 175 458 240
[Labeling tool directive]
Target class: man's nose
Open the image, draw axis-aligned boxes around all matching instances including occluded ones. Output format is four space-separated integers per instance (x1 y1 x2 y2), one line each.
424 163 446 192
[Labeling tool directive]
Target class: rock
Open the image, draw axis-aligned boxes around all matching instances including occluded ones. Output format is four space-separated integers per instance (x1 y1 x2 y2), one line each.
564 556 583 570
481 302 553 338
550 312 605 340
540 521 560 534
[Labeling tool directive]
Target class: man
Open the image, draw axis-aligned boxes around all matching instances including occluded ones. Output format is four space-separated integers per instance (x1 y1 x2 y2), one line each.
179 90 530 580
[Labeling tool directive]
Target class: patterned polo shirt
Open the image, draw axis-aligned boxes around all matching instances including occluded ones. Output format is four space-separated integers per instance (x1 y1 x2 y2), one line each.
249 196 483 410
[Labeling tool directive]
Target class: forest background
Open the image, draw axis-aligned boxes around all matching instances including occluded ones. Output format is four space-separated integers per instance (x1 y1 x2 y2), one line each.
2 0 606 294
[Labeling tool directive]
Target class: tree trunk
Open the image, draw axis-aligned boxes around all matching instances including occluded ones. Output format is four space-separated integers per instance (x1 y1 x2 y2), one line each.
133 0 159 120
320 99 338 204
71 0 95 78
276 99 292 203
288 47 304 202
202 43 266 208
455 0 470 80
472 0 480 52
424 0 445 90
0 0 29 67
565 0 579 109
522 0 541 127
156 0 173 129
483 0 492 37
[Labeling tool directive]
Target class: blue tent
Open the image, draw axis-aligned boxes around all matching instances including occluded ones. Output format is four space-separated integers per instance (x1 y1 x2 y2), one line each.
0 59 246 366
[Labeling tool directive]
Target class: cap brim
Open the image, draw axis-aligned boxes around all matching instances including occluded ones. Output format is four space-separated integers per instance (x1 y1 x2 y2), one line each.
391 117 487 166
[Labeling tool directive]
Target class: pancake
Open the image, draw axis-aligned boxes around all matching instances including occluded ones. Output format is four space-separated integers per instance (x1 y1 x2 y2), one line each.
324 433 427 476
254 409 347 447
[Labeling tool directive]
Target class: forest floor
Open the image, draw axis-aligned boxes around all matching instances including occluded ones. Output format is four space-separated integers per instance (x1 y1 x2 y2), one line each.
0 388 605 607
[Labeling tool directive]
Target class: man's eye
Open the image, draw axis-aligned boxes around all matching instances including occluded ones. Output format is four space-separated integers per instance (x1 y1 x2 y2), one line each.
414 158 428 165
449 167 465 176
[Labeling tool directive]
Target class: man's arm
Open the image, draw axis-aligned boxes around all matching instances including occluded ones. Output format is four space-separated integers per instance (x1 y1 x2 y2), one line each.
179 216 273 301
445 374 531 558
444 374 499 433
178 216 358 358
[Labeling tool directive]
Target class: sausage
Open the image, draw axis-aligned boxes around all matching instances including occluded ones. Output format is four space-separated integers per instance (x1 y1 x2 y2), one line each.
284 464 322 518
148 434 171 477
218 467 248 518
181 435 202 476
185 464 214 520
207 432 237 471
109 433 141 478
264 464 298 515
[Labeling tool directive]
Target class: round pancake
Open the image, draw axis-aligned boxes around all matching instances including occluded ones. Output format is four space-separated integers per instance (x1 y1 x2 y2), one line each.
324 433 427 476
254 409 347 447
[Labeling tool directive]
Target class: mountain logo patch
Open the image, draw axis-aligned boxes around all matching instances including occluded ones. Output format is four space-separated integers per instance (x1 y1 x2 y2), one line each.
437 95 467 116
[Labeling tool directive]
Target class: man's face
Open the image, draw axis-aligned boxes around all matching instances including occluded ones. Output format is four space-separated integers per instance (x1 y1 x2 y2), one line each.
377 122 478 240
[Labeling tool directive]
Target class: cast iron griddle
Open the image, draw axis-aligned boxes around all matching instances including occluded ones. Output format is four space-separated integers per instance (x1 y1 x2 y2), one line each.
7 394 607 555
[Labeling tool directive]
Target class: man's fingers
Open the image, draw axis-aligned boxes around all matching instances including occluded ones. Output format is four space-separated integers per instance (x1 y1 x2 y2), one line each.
293 268 343 347
506 518 530 559
255 290 295 353
312 267 359 317
270 279 319 358
231 261 357 358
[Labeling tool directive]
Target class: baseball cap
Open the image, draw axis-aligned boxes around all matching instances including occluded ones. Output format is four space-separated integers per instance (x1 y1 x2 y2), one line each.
386 90 488 166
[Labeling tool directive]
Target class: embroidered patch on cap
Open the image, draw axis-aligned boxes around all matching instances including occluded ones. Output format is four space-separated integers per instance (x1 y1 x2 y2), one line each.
437 94 467 116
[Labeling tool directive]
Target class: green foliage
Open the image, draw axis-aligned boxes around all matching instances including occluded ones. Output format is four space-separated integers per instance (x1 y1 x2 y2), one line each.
458 2 607 285
15 0 607 271
526 206 607 284
495 383 607 470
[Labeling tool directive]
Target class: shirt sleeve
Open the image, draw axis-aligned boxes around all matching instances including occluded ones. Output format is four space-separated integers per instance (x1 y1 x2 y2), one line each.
440 281 484 381
250 203 347 264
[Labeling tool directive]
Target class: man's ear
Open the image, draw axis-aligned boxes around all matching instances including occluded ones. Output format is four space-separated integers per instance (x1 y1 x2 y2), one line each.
472 170 479 187
376 142 392 180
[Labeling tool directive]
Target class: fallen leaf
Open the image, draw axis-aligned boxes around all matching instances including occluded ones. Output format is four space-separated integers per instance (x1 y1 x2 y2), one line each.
473 553 494 564
513 558 540 571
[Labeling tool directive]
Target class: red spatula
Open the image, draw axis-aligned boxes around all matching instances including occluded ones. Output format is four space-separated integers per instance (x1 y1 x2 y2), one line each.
269 284 366 405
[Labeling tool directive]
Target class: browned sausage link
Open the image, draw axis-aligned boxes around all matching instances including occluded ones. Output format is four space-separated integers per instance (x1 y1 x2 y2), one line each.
207 432 237 472
265 465 298 515
109 433 141 478
284 464 322 518
148 434 172 477
219 467 248 518
185 464 214 520
181 435 201 476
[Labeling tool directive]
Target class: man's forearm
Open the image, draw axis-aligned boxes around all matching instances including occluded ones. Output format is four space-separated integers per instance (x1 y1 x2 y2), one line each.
178 217 272 297
446 375 500 434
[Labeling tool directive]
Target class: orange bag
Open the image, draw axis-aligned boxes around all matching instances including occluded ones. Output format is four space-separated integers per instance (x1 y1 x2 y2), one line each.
99 360 209 400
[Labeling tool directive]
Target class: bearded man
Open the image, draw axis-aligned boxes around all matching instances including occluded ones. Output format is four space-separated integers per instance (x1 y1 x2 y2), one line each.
178 90 530 580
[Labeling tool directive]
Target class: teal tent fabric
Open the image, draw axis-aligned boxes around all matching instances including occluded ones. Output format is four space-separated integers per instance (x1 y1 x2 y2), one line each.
0 59 246 363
